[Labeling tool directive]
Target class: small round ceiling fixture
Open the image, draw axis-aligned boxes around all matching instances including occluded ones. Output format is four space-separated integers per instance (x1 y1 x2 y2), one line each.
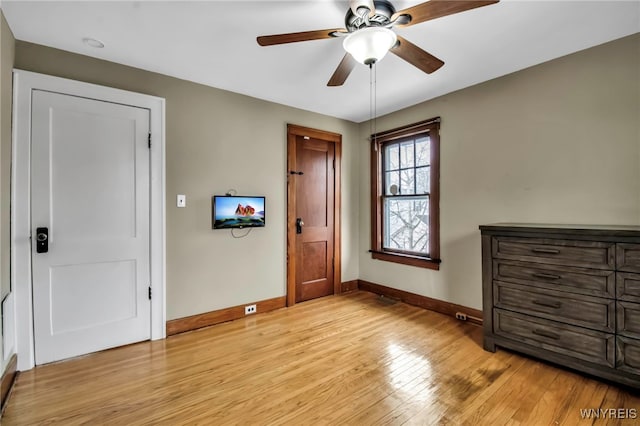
83 37 105 49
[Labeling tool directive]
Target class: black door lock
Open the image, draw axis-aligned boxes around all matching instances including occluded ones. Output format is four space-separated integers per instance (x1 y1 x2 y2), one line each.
296 218 304 234
36 227 48 253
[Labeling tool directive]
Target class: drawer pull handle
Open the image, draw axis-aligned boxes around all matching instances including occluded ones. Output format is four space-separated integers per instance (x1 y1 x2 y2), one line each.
532 299 562 309
531 248 560 255
532 273 561 280
532 329 560 340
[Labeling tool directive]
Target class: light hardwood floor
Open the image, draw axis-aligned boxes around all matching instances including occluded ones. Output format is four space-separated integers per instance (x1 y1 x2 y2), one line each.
3 291 639 425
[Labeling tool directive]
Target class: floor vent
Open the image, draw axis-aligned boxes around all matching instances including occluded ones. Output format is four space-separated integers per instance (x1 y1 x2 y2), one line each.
377 295 398 305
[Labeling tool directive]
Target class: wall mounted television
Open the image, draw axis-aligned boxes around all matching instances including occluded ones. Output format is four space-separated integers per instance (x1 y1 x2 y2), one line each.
212 195 266 229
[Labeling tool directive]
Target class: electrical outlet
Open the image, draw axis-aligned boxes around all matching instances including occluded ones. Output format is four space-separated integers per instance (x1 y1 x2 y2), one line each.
455 312 467 321
245 304 257 315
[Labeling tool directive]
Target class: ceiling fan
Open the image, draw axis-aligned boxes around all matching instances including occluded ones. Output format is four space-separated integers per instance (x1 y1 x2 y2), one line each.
257 0 499 86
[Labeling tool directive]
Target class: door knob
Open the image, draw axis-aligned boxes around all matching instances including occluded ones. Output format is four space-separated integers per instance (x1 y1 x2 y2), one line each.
36 227 48 253
296 218 304 234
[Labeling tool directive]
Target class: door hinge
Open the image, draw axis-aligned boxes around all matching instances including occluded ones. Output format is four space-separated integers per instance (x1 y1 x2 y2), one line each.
332 159 335 169
148 286 152 300
148 133 151 149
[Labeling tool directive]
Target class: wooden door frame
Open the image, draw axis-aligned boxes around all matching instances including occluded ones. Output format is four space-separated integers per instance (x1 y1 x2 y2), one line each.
11 70 166 371
286 124 341 307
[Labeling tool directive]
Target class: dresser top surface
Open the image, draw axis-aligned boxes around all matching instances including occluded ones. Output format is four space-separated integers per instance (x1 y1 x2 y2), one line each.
479 223 640 237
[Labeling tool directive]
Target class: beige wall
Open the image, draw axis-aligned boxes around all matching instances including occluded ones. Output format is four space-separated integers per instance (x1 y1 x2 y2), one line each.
0 9 15 374
8 30 640 327
14 41 360 320
358 34 640 310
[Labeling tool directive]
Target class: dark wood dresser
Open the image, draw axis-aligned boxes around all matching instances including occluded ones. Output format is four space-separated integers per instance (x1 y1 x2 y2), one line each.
480 223 640 388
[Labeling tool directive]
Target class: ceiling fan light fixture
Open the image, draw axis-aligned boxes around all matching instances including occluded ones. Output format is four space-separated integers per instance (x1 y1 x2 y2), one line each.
343 27 397 65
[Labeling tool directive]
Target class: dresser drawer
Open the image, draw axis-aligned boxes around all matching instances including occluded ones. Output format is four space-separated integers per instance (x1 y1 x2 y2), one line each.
616 337 640 376
494 260 615 298
494 281 615 332
617 301 640 339
492 236 614 269
618 244 640 273
493 309 615 368
617 273 640 303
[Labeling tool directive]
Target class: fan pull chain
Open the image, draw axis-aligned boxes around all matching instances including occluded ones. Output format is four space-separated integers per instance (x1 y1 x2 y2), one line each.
374 62 378 139
369 63 374 141
369 62 378 144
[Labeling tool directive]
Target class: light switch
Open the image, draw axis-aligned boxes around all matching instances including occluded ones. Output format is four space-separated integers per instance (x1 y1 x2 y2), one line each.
177 194 186 208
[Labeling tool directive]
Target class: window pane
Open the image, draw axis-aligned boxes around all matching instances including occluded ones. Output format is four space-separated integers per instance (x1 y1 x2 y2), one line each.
385 171 400 195
416 166 430 194
416 137 430 167
385 143 399 170
400 169 415 195
400 141 414 168
383 197 429 255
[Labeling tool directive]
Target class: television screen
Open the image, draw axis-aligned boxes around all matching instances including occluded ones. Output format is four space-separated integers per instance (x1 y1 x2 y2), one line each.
212 195 266 229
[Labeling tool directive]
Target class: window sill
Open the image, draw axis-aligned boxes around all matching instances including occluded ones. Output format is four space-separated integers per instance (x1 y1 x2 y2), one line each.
370 250 441 270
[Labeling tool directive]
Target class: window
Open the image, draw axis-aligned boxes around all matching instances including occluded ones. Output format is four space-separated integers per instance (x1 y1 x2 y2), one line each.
370 118 440 270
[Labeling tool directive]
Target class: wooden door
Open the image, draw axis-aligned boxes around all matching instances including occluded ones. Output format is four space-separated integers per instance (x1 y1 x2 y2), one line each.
31 90 151 364
287 125 341 305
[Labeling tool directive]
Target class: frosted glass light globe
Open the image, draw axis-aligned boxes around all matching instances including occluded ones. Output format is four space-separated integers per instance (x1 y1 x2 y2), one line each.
343 27 397 65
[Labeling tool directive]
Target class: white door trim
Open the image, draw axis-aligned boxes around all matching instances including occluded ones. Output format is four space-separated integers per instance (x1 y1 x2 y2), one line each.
11 70 167 371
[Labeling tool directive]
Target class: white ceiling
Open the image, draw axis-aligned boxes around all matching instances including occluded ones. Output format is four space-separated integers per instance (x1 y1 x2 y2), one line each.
2 0 639 122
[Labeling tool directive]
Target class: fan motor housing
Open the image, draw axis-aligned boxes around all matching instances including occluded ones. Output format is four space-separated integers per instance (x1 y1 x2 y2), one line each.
345 0 396 32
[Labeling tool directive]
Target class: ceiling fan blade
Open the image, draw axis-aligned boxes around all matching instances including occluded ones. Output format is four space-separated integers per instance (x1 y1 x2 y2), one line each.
327 54 357 87
390 35 444 74
257 29 346 46
392 0 499 28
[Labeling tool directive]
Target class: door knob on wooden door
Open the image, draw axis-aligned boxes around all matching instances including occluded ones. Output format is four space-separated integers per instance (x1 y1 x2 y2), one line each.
296 218 304 234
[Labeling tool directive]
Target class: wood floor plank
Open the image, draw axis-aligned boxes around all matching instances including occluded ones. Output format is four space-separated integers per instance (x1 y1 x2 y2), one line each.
521 367 581 425
3 291 639 425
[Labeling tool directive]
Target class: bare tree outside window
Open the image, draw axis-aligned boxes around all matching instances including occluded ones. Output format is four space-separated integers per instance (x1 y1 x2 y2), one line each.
383 137 431 254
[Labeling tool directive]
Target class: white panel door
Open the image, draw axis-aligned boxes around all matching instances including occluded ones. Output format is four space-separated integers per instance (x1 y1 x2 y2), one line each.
31 90 151 365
